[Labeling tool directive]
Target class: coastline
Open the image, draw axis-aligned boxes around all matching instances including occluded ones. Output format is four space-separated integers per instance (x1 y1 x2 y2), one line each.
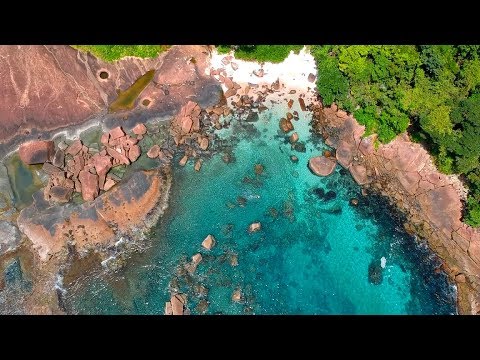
209 48 478 314
0 45 476 314
311 103 480 314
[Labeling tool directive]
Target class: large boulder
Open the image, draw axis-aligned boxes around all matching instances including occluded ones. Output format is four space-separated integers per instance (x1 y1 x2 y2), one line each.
202 234 216 250
279 118 294 133
19 140 55 165
349 165 369 185
170 294 186 315
308 156 337 176
78 170 99 201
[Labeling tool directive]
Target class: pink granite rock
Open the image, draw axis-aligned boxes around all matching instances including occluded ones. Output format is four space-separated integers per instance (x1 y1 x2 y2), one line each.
147 145 161 158
202 234 216 250
19 140 55 165
308 156 337 176
128 144 141 162
109 126 125 140
78 169 99 201
65 139 83 156
132 123 147 136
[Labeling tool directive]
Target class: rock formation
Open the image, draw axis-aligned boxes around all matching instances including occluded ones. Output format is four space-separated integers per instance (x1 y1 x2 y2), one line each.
308 156 337 176
312 102 480 314
17 168 171 261
0 45 222 159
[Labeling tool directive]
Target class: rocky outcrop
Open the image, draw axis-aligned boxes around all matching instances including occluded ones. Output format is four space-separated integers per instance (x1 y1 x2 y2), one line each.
17 167 171 261
308 156 337 176
312 102 480 314
0 45 223 159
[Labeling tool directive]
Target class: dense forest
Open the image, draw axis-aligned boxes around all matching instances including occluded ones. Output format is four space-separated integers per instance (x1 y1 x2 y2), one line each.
219 45 480 227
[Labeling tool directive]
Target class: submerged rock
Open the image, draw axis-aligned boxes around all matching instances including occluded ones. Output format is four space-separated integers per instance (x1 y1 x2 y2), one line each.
323 190 337 201
292 142 306 153
368 261 383 285
232 288 242 303
195 299 209 314
254 164 264 175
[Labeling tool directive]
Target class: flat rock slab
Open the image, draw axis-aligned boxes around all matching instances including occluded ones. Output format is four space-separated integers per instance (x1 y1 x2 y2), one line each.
308 156 337 176
19 140 54 165
349 164 369 185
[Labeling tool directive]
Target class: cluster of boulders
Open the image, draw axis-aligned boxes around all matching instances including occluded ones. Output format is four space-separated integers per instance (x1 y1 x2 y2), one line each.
164 233 218 315
18 124 147 203
168 100 233 172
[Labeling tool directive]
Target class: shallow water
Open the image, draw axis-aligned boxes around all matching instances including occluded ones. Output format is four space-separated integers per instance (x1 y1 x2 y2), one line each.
64 100 457 315
5 154 45 210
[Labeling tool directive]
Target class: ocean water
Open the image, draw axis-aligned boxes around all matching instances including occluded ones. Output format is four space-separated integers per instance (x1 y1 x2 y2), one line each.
64 100 457 315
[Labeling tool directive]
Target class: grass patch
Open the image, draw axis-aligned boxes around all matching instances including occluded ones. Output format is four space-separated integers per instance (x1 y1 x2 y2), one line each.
72 45 169 62
216 45 303 63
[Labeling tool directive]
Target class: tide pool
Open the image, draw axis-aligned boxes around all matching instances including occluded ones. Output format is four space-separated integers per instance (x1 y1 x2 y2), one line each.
64 100 456 315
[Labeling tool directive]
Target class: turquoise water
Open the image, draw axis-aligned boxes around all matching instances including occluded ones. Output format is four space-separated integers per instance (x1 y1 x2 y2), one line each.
64 100 456 314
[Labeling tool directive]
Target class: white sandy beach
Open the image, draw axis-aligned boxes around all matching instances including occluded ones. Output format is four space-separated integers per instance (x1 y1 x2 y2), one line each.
207 46 318 104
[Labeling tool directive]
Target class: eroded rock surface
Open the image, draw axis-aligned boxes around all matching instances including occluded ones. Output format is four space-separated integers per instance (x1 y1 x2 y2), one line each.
0 45 222 158
17 168 171 261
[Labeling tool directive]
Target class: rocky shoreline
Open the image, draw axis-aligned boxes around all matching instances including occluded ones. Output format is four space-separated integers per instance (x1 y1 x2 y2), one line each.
0 45 225 314
0 45 477 314
311 102 480 314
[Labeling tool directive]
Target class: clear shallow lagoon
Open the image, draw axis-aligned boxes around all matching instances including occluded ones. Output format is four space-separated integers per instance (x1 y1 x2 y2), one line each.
64 100 457 314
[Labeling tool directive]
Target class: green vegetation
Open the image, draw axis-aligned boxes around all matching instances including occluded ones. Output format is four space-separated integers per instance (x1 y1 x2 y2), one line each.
109 69 155 113
311 45 480 226
73 45 169 62
216 45 303 63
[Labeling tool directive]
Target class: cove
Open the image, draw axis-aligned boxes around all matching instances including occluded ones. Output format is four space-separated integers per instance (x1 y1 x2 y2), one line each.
64 100 457 315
